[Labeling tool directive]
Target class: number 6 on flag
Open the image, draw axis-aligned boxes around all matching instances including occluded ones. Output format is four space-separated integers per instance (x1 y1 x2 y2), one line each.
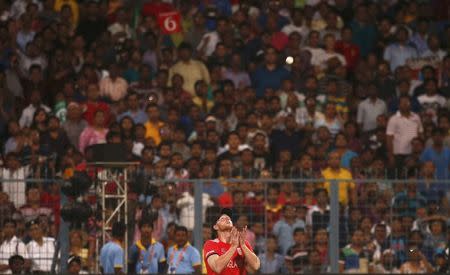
158 11 182 34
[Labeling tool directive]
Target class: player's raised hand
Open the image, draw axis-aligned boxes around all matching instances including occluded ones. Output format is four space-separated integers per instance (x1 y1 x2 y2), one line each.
230 227 239 248
239 226 247 246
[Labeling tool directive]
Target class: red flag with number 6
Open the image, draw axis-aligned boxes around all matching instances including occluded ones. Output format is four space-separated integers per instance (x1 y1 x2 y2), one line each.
157 11 182 34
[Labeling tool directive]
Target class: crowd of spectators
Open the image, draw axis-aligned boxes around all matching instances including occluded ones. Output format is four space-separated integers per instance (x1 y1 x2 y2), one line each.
0 0 449 273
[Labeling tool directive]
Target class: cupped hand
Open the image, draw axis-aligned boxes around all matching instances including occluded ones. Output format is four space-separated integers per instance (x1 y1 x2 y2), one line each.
230 227 239 248
239 226 247 246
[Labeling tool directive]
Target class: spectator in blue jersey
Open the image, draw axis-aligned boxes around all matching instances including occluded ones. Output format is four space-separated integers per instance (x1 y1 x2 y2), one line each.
166 226 201 274
339 229 371 273
333 133 358 169
129 219 166 274
393 180 427 218
383 27 418 71
258 235 285 274
272 205 305 255
251 47 290 98
116 92 148 125
100 222 126 275
350 5 377 57
420 129 450 179
418 161 448 205
389 219 408 266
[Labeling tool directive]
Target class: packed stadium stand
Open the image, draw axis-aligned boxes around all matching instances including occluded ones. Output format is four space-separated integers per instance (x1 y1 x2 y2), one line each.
0 0 449 274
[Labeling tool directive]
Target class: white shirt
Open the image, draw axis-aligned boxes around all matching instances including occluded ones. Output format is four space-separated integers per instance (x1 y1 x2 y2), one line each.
19 104 51 128
357 98 388 132
107 23 132 43
314 117 342 137
165 168 189 180
197 31 220 57
302 46 326 66
295 108 325 127
10 0 42 19
418 93 446 123
318 52 347 68
17 51 47 77
273 110 288 130
0 236 28 271
306 205 330 227
0 10 10 21
420 49 446 61
27 237 56 272
176 192 214 230
386 112 423 155
373 264 400 274
417 93 447 109
281 24 310 40
0 167 30 208
5 69 24 98
99 76 129 102
217 144 252 156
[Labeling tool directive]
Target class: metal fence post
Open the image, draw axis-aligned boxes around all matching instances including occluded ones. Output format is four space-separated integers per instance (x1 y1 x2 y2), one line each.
58 193 69 273
193 180 204 253
329 179 340 273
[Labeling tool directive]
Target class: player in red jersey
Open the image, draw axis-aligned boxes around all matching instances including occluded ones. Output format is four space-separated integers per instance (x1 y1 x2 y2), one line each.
203 209 260 275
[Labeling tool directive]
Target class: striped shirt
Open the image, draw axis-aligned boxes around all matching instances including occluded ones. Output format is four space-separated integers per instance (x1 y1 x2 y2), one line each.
19 205 54 224
386 112 423 155
285 245 309 273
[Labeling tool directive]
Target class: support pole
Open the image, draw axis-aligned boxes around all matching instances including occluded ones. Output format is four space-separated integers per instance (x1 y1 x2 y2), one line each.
90 162 138 273
193 180 204 252
57 193 69 273
329 179 340 273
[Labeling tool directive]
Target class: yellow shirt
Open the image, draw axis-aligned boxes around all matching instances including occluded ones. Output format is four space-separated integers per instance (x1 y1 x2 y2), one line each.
144 121 165 146
168 60 210 95
192 96 214 113
54 0 79 29
321 167 355 205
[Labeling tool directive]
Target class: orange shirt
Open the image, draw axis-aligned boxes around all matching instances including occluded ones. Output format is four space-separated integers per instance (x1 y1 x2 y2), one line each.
144 121 165 146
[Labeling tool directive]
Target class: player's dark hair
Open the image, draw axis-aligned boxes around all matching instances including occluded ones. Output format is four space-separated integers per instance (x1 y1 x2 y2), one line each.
139 219 154 229
112 222 126 239
175 225 188 234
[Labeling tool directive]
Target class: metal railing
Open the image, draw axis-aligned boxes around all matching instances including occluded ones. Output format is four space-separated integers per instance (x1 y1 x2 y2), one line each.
0 171 449 274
